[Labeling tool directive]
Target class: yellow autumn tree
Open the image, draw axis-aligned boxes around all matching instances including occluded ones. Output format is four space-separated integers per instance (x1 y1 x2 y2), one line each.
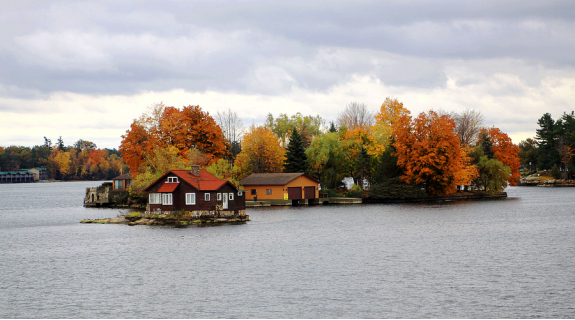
375 97 411 127
235 125 285 180
373 97 411 148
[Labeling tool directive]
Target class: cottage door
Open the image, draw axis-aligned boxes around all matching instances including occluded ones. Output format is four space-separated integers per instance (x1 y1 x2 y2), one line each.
222 193 229 209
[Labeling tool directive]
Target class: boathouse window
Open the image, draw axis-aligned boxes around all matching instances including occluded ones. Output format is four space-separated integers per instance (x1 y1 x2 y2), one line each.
217 193 222 201
149 193 161 204
266 189 272 195
205 193 211 201
114 180 123 189
162 193 173 205
185 193 196 205
229 193 234 201
167 177 179 183
251 189 256 195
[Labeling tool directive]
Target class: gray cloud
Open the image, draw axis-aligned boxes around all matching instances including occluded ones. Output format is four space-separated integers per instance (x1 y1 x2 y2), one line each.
0 0 574 101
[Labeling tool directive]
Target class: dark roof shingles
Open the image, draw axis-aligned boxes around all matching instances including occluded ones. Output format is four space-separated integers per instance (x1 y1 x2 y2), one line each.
239 173 315 186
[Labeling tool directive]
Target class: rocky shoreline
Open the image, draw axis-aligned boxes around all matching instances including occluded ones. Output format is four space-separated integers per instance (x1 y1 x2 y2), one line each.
81 211 250 227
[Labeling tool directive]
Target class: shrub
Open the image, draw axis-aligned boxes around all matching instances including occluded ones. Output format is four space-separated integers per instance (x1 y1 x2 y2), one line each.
369 177 427 200
551 164 561 179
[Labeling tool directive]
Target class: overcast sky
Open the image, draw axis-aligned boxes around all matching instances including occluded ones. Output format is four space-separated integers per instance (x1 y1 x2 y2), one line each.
1 0 574 149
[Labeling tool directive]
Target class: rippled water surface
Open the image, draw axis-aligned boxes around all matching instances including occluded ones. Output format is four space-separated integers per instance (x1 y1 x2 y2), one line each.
1 182 574 318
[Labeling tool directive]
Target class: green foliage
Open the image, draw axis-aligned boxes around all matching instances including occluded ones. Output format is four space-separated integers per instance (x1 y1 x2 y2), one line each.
550 164 561 179
368 177 427 200
472 156 511 195
126 211 142 218
205 158 239 187
329 122 337 133
479 131 494 159
353 146 371 187
372 145 402 182
284 128 308 173
319 188 339 198
98 182 112 192
535 113 560 169
265 112 325 148
519 138 539 169
344 185 363 198
306 132 350 189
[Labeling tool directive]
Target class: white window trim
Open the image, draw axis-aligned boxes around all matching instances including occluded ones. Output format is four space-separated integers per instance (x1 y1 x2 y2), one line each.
149 193 161 204
162 193 173 205
185 193 196 205
238 190 243 196
217 193 222 201
229 193 234 201
205 193 211 201
167 177 179 183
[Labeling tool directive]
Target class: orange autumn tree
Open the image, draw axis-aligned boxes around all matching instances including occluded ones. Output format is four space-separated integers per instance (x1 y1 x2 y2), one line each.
454 146 480 189
120 104 228 175
119 120 159 175
235 125 285 180
393 110 470 196
485 127 521 186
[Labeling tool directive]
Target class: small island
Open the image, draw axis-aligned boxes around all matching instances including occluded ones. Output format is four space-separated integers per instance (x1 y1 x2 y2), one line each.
81 209 249 227
83 166 248 227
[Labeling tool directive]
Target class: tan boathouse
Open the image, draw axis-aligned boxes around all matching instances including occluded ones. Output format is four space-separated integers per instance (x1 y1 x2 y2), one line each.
239 173 320 205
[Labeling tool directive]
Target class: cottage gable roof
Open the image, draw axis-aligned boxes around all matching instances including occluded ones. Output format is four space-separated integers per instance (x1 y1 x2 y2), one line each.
239 173 319 186
112 173 132 180
144 169 235 192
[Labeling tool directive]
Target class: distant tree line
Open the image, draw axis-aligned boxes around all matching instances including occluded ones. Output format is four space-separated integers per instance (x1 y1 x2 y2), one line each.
120 99 520 199
518 112 575 179
0 137 127 180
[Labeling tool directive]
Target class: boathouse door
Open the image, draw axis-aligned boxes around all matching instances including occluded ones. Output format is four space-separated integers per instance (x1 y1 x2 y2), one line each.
287 187 302 200
223 193 229 209
304 186 315 199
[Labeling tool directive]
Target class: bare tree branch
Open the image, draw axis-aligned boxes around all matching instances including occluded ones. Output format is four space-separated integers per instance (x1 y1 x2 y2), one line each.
337 102 374 131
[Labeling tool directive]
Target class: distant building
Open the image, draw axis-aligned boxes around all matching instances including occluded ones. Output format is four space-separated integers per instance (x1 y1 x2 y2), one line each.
0 168 45 183
144 166 245 215
239 173 320 205
112 173 132 190
29 168 48 181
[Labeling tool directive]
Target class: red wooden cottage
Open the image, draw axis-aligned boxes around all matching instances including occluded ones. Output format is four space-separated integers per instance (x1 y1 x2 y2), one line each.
144 166 245 215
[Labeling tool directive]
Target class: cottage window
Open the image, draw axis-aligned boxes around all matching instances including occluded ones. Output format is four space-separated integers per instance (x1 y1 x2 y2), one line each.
185 193 196 205
205 193 211 201
266 189 272 195
238 190 243 196
162 193 173 205
217 193 222 201
251 189 256 195
167 177 179 183
229 193 234 201
114 180 123 189
149 193 161 204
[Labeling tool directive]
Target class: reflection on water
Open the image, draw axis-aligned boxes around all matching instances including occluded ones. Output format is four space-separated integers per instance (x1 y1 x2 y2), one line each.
1 183 574 318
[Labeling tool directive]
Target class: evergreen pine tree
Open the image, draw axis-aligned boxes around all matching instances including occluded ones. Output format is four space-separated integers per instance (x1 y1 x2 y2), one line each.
284 128 308 173
354 146 371 188
479 131 494 159
329 121 338 133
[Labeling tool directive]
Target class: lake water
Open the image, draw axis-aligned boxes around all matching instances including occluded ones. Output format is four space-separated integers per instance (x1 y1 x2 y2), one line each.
1 181 574 318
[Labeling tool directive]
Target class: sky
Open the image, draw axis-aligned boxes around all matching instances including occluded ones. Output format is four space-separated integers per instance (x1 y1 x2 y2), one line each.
1 0 574 149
